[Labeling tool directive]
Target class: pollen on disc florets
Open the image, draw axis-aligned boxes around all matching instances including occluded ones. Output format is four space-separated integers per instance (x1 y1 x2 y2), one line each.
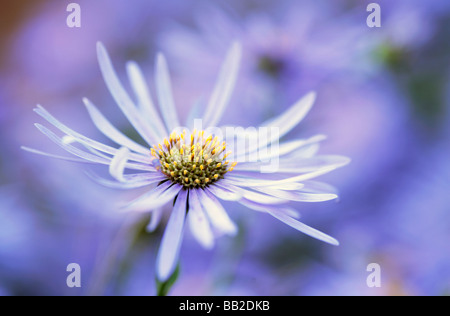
151 130 237 189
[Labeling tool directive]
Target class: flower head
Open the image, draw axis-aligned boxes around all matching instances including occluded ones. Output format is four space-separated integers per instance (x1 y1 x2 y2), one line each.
153 130 235 189
23 41 349 282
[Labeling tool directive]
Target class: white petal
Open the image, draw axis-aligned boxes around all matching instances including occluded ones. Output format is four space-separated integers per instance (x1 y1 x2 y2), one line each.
267 208 339 246
185 98 205 129
236 134 327 162
147 207 164 233
206 184 242 201
216 182 285 205
263 91 316 137
83 98 150 155
236 155 351 173
109 147 130 182
96 42 161 145
34 123 110 165
203 42 241 128
285 143 321 159
154 53 180 132
243 92 317 154
196 189 238 236
126 61 168 138
238 199 300 219
225 166 339 187
86 171 166 189
125 182 182 212
156 189 188 281
34 105 152 165
254 187 338 202
21 146 95 164
121 172 166 182
188 190 214 249
78 144 156 172
301 181 338 194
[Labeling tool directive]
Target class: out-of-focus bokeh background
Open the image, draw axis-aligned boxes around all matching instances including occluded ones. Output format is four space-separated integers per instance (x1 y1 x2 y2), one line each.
0 0 449 296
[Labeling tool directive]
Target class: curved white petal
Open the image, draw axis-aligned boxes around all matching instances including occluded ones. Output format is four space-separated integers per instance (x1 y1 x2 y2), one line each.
215 182 285 205
243 92 317 154
206 184 242 201
109 147 130 182
86 171 166 189
188 189 214 249
262 91 316 137
125 182 182 212
267 208 339 246
203 42 241 128
21 146 95 164
236 134 327 162
82 145 156 172
254 187 338 202
155 53 180 132
34 105 152 165
196 189 238 236
83 98 150 155
147 207 164 233
284 143 321 159
126 61 168 138
238 199 300 219
34 124 110 165
97 42 161 145
301 181 338 194
235 155 351 173
156 189 188 281
224 166 338 188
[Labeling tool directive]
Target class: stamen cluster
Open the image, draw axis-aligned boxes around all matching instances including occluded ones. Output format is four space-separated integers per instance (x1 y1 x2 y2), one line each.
151 130 237 188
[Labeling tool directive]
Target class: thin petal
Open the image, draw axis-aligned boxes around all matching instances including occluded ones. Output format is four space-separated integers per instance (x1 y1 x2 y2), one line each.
109 147 130 182
81 145 156 172
254 187 338 202
225 166 339 187
86 171 166 189
126 61 168 138
238 198 300 219
221 178 304 191
156 189 188 281
125 182 181 212
235 134 327 162
215 182 285 205
206 184 242 201
196 188 238 236
185 98 205 129
155 53 180 132
83 98 150 155
97 42 161 145
301 181 338 194
21 146 95 164
262 91 316 137
235 155 351 173
267 208 339 246
283 143 321 159
34 124 110 165
243 92 317 154
34 105 152 165
147 208 164 233
188 189 214 249
203 42 241 127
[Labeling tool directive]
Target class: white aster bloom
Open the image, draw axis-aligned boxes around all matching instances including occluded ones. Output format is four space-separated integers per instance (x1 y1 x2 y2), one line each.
23 42 350 282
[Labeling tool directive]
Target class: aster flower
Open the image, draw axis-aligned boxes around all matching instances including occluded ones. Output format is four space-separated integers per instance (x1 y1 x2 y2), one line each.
23 42 349 282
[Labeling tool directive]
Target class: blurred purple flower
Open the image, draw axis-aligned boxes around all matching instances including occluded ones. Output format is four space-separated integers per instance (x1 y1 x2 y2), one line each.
158 1 363 124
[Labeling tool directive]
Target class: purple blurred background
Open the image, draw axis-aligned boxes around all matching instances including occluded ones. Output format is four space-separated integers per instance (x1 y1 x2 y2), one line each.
0 0 449 296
